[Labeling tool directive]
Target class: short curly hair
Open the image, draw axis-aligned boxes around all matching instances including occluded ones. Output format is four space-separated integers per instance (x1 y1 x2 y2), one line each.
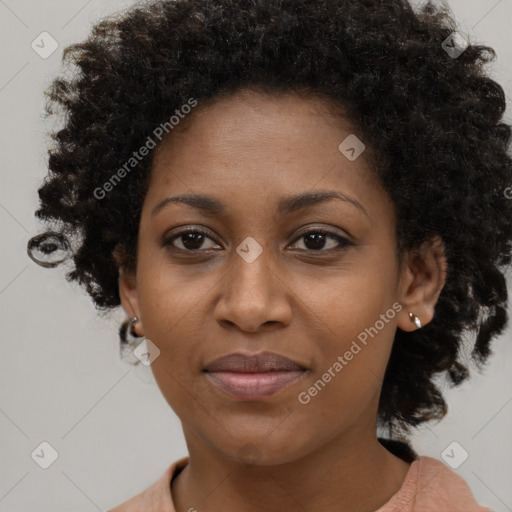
28 0 512 441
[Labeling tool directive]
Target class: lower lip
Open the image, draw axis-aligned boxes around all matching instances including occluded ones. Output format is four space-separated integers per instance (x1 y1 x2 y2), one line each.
205 370 306 400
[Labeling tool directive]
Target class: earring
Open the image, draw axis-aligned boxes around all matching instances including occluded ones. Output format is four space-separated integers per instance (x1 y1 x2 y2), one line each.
409 312 422 329
119 316 145 365
128 316 142 338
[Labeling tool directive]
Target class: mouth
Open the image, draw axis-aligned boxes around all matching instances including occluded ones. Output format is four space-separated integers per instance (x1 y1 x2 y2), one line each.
203 351 308 400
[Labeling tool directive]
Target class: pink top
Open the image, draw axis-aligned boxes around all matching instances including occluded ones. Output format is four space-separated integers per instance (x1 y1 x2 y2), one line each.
107 455 494 511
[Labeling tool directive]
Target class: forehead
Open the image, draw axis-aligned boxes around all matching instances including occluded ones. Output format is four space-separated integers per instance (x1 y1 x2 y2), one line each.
145 88 387 219
155 88 356 156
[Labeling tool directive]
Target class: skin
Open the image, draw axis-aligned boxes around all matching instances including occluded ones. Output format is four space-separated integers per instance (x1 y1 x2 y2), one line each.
115 88 447 512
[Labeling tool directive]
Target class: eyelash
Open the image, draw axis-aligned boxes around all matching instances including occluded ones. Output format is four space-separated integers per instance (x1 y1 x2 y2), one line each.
163 226 354 254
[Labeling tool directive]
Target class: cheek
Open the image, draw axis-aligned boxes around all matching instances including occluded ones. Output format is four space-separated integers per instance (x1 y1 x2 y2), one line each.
293 319 397 438
134 264 205 395
293 269 398 414
135 250 207 344
297 260 396 346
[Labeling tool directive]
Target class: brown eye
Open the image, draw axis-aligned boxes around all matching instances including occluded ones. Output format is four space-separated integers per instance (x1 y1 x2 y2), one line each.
290 229 353 252
163 228 221 251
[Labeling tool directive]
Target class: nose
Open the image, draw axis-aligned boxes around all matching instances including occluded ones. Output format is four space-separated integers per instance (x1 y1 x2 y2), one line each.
213 242 292 333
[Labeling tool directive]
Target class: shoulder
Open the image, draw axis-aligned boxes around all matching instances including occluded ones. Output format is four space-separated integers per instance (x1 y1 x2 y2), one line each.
412 455 494 512
376 455 494 512
106 456 189 512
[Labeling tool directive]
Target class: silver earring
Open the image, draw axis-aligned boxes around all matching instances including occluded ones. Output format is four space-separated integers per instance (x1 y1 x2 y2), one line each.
119 316 145 365
128 316 142 338
409 312 422 329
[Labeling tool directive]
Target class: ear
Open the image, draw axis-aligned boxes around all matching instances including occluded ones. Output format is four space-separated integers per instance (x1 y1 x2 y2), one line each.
113 245 142 334
396 236 447 332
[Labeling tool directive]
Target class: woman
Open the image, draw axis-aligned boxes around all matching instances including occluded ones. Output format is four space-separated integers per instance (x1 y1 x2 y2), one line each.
28 0 511 510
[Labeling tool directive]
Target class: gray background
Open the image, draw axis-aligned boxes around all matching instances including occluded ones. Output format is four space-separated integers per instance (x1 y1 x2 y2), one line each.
1 0 511 510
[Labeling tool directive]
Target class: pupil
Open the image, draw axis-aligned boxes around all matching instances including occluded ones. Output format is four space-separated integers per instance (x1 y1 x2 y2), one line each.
305 233 326 250
183 233 204 249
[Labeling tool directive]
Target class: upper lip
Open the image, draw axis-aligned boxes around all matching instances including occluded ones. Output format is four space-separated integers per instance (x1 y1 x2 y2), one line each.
203 351 307 373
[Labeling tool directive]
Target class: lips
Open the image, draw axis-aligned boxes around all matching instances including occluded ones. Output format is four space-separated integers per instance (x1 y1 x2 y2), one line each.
204 352 306 373
203 352 308 400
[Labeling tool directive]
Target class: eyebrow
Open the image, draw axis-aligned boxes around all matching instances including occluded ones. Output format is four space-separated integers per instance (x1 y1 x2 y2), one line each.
151 190 369 219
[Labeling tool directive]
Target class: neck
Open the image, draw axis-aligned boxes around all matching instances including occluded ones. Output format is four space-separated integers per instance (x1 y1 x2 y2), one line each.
171 425 412 512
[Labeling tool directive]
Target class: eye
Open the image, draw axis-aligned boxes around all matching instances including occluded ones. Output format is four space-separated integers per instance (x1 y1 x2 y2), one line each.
163 227 221 251
289 228 353 252
163 226 354 254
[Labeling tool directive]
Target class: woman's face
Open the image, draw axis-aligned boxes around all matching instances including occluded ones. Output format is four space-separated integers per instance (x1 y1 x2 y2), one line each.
118 88 436 465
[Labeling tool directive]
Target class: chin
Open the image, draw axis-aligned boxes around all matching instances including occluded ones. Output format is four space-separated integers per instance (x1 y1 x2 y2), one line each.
214 432 313 467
